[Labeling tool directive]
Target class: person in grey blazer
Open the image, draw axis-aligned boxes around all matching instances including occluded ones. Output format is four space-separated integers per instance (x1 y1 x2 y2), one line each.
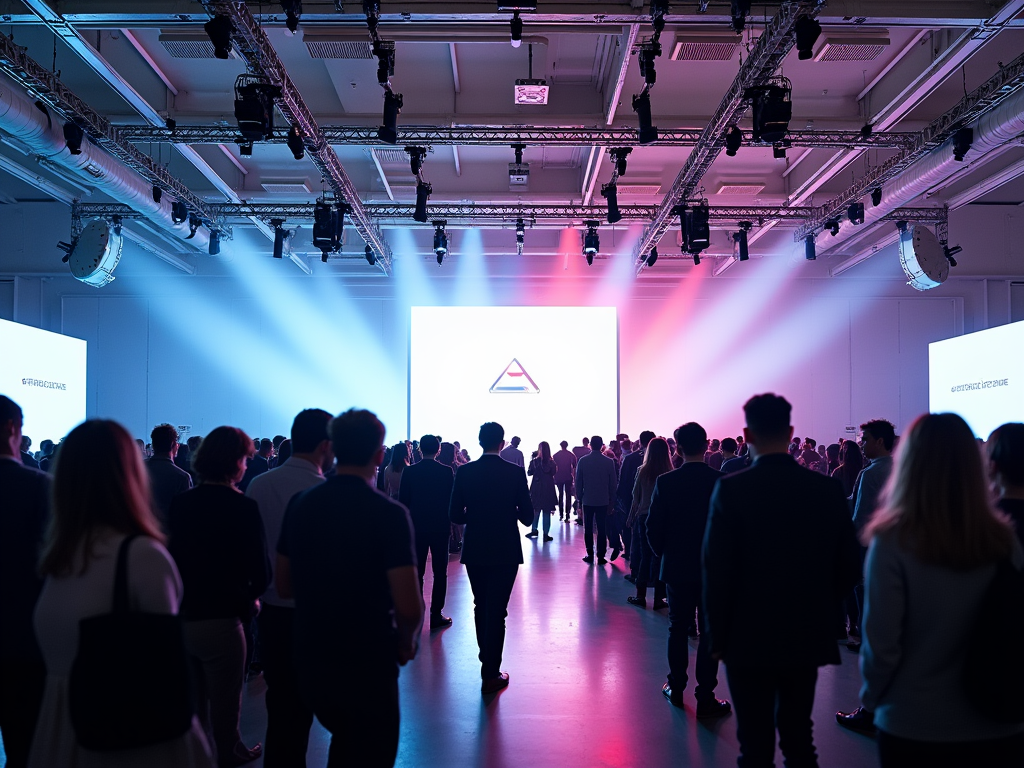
146 423 192 528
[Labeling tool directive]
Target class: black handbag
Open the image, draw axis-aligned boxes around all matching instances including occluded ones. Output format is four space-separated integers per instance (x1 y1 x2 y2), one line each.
69 534 195 750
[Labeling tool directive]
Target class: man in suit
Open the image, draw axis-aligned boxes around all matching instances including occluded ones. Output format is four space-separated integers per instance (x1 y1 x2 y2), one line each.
19 436 38 469
449 422 533 695
647 422 730 718
400 434 456 630
240 438 272 491
0 396 49 768
146 423 193 527
703 394 861 768
574 435 618 564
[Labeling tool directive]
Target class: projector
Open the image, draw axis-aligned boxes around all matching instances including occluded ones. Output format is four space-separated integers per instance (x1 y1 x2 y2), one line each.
514 78 549 105
508 162 530 188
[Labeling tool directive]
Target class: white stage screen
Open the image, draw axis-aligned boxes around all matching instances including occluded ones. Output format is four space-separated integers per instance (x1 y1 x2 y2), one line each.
0 318 87 443
410 307 617 456
929 320 1024 438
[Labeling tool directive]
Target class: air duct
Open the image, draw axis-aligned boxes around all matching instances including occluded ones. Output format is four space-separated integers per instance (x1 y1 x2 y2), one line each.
818 85 1024 255
0 74 210 249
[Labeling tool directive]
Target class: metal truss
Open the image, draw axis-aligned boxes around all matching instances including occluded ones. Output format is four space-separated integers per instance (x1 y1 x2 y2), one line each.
0 31 225 232
633 0 825 276
794 47 1024 240
116 124 920 150
199 1 393 275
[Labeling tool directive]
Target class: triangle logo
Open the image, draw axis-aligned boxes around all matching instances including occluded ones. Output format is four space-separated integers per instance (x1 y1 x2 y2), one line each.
489 358 540 394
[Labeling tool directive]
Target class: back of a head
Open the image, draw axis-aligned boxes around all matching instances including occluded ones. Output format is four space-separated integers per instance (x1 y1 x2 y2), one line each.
988 423 1024 487
539 441 552 462
150 423 179 454
673 422 708 457
187 435 202 452
743 393 791 443
559 440 568 449
277 439 293 464
869 412 1012 569
721 437 738 454
479 422 504 452
193 426 254 483
389 442 409 470
805 437 816 449
582 437 589 446
420 434 440 455
41 419 162 577
639 430 656 448
861 419 897 452
330 409 386 468
290 408 333 454
273 434 287 449
640 437 674 481
710 439 720 452
438 442 456 466
826 443 841 462
0 394 22 425
259 438 274 455
589 435 604 452
839 440 863 472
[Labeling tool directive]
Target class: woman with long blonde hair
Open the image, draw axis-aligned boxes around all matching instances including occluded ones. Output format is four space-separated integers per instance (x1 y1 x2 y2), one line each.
625 437 674 609
861 412 1022 767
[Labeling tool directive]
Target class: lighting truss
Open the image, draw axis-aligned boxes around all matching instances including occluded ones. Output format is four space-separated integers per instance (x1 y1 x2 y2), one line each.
116 124 920 150
632 0 826 275
197 1 393 275
0 30 226 235
794 46 1024 241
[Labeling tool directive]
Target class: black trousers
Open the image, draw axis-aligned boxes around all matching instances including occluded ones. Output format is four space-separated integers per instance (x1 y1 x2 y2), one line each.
878 730 1024 768
465 563 519 679
309 673 399 768
634 517 665 600
556 481 573 516
0 657 45 768
665 581 717 702
583 504 609 557
414 524 450 615
726 664 819 768
257 605 314 768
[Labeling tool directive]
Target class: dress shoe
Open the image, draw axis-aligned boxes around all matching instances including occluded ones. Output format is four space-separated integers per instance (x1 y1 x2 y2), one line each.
481 672 510 695
836 707 875 734
575 519 584 526
543 535 553 541
624 574 637 584
609 548 620 562
653 598 668 611
221 742 263 767
627 595 647 608
582 554 594 563
525 531 539 539
430 613 453 630
696 698 732 720
662 682 683 708
597 556 608 565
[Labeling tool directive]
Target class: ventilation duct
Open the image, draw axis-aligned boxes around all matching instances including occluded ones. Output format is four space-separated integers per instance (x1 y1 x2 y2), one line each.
813 35 890 62
671 36 741 62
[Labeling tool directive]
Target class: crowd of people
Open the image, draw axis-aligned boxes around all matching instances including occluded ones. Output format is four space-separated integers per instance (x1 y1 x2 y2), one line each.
2 391 1024 768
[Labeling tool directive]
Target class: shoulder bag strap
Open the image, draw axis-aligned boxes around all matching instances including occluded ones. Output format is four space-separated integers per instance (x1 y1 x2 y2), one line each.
112 534 141 614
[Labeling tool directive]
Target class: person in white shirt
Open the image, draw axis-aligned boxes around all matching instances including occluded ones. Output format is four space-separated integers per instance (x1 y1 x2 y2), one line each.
245 409 334 768
499 436 525 469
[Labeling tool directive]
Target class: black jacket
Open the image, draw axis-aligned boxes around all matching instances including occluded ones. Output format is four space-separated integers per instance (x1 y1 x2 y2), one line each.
702 453 860 668
399 457 455 538
449 454 533 566
646 461 722 585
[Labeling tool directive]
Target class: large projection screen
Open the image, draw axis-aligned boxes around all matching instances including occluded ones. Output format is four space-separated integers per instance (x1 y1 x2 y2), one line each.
410 307 617 456
0 318 87 443
929 319 1024 438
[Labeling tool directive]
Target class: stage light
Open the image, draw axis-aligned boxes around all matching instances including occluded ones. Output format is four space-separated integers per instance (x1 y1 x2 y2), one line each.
312 199 341 258
378 90 403 144
414 181 432 223
731 0 751 32
725 126 742 156
944 243 962 267
171 200 188 224
209 230 221 256
795 16 822 60
805 234 816 260
433 221 448 265
204 15 233 59
826 218 840 236
407 146 426 176
271 219 289 259
152 185 162 204
515 218 525 255
281 0 301 33
692 252 701 266
871 187 882 207
365 244 376 266
638 44 660 87
847 201 865 225
510 11 523 48
734 222 751 261
583 221 599 265
239 141 253 156
646 247 658 268
610 147 631 176
602 183 621 224
860 123 872 139
373 40 396 86
63 122 84 155
286 126 304 160
632 91 658 145
773 143 787 159
234 75 282 141
165 117 177 132
747 79 792 144
952 127 973 161
690 204 711 251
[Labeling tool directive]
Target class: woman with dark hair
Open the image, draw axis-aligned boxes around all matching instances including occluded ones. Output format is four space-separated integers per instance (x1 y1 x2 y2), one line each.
988 422 1024 547
30 420 214 767
824 443 841 476
626 438 673 610
167 426 269 768
275 438 293 466
437 442 456 468
832 439 864 497
527 441 557 541
381 442 409 500
861 413 1023 767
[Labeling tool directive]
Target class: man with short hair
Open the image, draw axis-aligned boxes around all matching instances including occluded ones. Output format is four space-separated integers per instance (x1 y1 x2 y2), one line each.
400 434 456 630
240 438 273 491
719 437 749 475
449 422 534 694
0 396 49 768
19 436 37 469
575 436 618 564
499 435 525 469
703 394 860 768
647 422 729 718
246 409 334 768
553 441 577 521
799 438 820 470
277 409 421 768
146 423 193 527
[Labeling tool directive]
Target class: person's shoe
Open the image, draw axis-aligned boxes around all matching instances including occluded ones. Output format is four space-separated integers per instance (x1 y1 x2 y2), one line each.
846 640 861 653
696 698 732 720
543 535 554 541
525 531 539 539
582 554 594 563
836 707 875 734
653 599 669 611
481 673 510 695
627 595 647 608
662 682 684 708
610 548 621 562
430 613 453 630
576 519 584 526
221 742 262 767
597 556 608 565
624 574 637 584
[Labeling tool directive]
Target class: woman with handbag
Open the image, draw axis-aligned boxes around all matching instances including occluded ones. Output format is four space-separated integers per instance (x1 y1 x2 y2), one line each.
168 426 270 768
526 442 557 541
29 419 214 767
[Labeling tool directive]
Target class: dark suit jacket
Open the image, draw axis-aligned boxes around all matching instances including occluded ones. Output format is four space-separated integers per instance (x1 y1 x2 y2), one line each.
399 457 455 538
449 454 533 566
146 456 193 526
239 454 270 492
0 459 50 661
616 449 644 506
702 453 860 668
647 461 722 585
20 451 38 469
